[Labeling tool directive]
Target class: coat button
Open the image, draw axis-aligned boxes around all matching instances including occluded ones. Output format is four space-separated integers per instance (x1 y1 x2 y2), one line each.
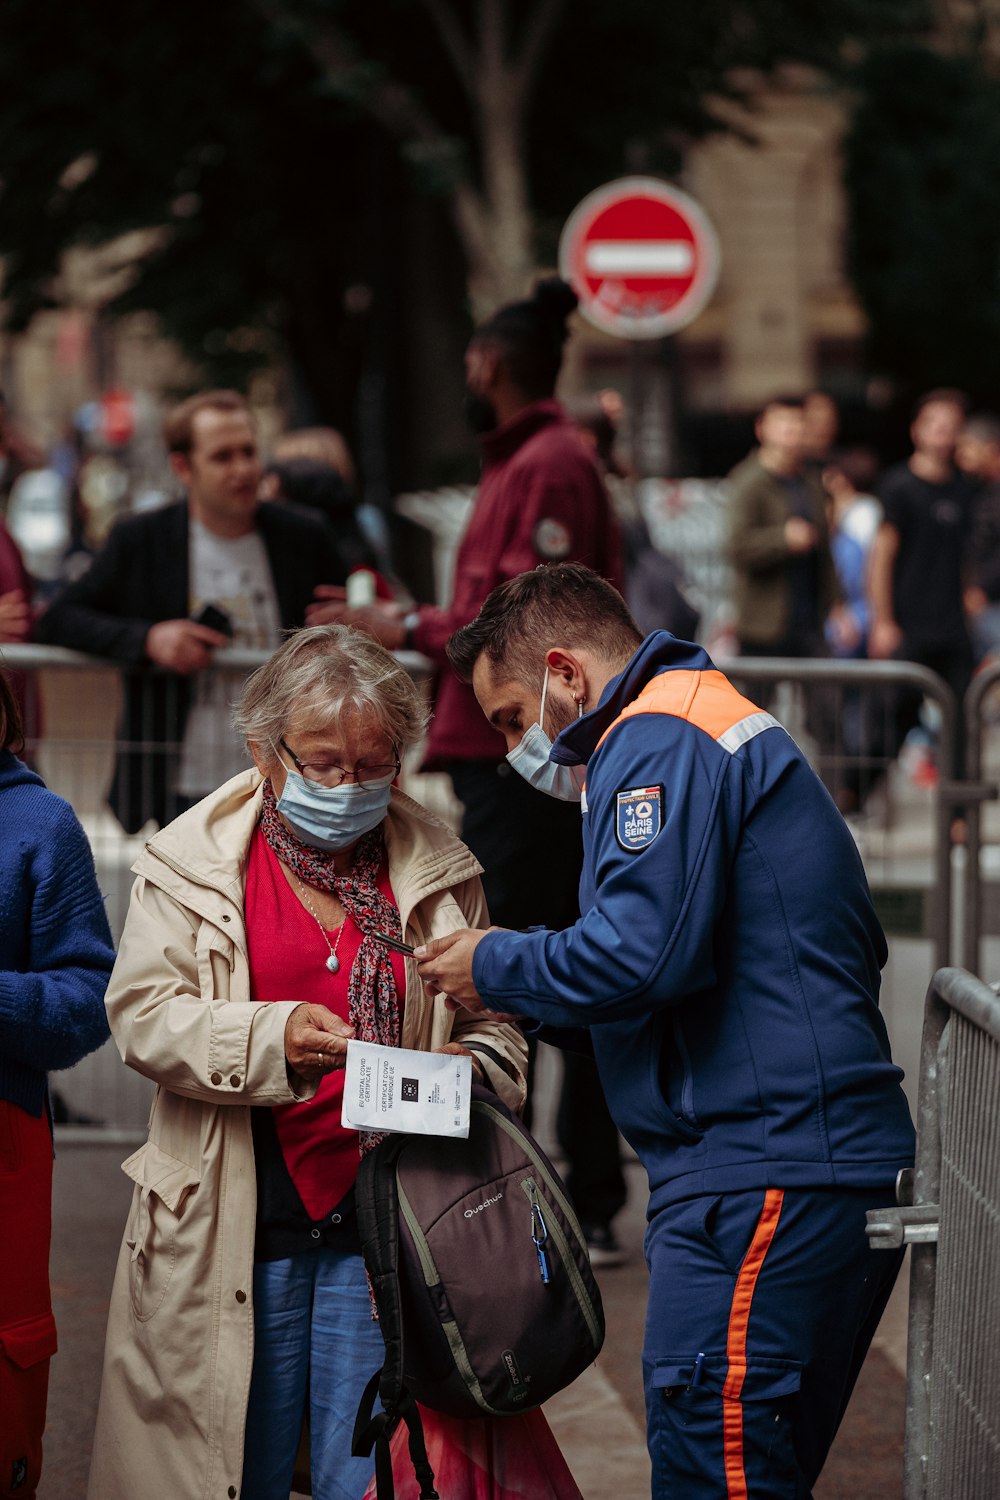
330 1213 342 1225
228 1487 237 1497
211 1071 223 1086
230 1075 241 1088
235 1289 247 1304
310 1228 321 1240
222 914 231 923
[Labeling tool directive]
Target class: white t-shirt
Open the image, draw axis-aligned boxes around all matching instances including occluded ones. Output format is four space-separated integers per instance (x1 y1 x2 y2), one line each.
177 520 282 797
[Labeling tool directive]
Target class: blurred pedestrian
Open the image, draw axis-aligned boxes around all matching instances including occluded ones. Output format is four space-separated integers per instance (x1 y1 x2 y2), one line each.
86 626 525 1500
311 278 628 1265
868 389 976 795
0 390 44 512
823 448 884 814
727 394 843 660
34 390 347 832
416 562 915 1500
801 388 840 468
0 669 114 1500
956 412 1000 661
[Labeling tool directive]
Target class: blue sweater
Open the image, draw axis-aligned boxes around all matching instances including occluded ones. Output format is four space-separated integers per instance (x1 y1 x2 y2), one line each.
473 633 915 1214
0 752 114 1117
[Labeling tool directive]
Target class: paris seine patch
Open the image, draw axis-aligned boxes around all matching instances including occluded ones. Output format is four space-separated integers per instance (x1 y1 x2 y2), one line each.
615 785 664 851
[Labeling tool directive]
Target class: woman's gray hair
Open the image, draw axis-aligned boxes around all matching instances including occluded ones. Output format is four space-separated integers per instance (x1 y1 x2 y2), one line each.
233 624 429 754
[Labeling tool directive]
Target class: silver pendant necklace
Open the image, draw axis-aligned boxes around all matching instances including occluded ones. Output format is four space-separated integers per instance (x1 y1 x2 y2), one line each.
294 874 348 974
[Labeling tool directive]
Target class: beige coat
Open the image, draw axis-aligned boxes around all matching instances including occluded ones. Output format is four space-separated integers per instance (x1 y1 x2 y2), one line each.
87 771 527 1500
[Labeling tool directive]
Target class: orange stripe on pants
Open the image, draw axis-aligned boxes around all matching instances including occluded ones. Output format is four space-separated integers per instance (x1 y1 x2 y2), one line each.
721 1188 784 1500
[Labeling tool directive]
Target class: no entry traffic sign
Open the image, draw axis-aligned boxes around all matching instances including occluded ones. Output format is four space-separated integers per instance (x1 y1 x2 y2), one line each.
559 177 720 340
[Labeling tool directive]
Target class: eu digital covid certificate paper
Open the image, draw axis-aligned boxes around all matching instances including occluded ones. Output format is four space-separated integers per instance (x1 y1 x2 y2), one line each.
341 1040 472 1138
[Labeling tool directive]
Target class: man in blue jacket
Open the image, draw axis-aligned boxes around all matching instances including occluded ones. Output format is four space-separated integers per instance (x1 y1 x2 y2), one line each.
415 562 915 1499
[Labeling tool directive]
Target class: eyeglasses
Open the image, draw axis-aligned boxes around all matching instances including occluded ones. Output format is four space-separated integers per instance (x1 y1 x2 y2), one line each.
279 738 400 789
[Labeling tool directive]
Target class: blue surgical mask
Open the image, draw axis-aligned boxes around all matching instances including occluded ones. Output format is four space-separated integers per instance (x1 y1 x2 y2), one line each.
275 768 391 852
506 667 586 803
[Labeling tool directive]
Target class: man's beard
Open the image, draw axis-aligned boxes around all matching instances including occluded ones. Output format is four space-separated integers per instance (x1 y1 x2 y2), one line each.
463 389 498 435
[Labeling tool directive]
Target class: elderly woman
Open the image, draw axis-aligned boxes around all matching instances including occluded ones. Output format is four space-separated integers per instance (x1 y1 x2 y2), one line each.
87 626 527 1500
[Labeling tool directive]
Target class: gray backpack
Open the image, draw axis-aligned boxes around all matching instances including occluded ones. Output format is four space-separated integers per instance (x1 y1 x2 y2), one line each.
351 1085 606 1499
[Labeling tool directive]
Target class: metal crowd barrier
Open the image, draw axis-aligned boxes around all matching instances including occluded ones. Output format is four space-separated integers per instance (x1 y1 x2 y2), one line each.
719 655 957 970
1 642 438 1135
0 645 960 1133
867 967 1000 1499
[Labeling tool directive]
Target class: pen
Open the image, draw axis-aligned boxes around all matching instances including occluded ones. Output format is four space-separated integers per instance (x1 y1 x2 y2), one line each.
690 1352 706 1389
369 929 416 957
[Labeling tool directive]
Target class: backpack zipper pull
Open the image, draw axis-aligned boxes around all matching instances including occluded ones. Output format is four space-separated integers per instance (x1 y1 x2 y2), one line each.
529 1186 551 1284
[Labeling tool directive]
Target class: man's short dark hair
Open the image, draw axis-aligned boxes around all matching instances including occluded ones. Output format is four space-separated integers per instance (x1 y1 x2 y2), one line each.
961 412 1000 448
912 387 968 421
757 394 805 421
447 564 642 689
0 670 23 753
164 390 252 456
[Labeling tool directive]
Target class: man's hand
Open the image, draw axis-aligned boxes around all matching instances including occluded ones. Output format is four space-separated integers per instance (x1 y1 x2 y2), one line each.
306 586 408 648
145 619 229 674
415 929 495 1013
868 619 903 661
433 1041 484 1081
284 1003 355 1081
784 517 819 554
0 588 29 642
965 584 988 616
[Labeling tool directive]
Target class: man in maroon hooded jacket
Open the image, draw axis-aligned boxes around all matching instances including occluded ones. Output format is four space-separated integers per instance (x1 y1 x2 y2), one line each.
314 277 628 1260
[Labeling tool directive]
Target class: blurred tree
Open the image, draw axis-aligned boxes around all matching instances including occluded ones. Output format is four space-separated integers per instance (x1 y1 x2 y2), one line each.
845 35 1000 402
0 0 925 420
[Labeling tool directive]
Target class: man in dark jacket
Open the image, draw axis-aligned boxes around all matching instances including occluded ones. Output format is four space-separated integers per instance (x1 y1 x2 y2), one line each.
727 393 841 656
35 390 345 831
415 563 915 1500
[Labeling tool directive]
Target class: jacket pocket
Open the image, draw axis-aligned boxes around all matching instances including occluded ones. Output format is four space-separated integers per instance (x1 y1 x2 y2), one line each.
651 1353 802 1402
122 1141 201 1324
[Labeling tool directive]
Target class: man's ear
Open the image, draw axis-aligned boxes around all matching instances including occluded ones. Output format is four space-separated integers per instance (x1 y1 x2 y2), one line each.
169 450 192 487
545 647 584 696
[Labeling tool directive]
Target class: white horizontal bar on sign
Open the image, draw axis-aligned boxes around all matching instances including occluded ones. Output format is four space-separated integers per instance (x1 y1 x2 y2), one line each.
584 241 694 276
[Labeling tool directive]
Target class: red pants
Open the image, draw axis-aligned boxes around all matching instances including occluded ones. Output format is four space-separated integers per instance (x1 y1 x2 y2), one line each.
0 1101 56 1500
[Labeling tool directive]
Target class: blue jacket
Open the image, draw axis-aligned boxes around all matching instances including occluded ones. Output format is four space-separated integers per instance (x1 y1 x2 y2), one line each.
473 634 915 1214
0 752 114 1117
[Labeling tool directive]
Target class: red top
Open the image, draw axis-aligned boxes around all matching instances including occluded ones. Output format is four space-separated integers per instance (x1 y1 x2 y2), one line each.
411 399 622 768
245 827 405 1219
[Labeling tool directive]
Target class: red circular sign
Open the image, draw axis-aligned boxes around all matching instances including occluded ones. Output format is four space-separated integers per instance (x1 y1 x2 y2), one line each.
559 177 720 339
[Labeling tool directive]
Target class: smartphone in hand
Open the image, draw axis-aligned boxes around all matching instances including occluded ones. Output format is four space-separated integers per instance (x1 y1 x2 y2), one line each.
369 930 415 957
191 602 233 636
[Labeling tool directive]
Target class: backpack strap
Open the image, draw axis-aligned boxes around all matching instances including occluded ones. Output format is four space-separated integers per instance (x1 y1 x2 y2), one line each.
353 1369 440 1500
354 1135 408 1410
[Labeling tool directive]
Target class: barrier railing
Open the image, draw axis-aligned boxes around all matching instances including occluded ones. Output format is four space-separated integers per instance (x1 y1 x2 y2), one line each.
0 644 958 1130
719 655 957 970
866 967 1000 1499
960 659 1000 973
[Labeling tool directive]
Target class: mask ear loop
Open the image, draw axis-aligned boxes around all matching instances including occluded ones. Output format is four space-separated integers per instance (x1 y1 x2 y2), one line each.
539 665 551 736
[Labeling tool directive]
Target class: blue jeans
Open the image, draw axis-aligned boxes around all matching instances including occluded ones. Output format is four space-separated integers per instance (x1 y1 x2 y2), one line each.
241 1249 385 1500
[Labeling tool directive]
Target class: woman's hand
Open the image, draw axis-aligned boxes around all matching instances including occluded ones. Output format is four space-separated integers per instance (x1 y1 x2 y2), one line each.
433 1041 484 1081
284 1003 355 1081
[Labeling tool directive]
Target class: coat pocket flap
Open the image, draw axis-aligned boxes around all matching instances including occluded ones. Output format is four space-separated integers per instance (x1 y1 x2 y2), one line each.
652 1354 801 1401
0 1311 58 1369
121 1141 201 1213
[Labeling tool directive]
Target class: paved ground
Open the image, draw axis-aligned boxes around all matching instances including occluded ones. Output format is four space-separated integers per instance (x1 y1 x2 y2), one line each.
38 1137 907 1500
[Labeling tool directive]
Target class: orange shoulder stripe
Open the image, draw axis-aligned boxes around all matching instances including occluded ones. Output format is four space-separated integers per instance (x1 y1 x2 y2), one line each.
596 669 766 752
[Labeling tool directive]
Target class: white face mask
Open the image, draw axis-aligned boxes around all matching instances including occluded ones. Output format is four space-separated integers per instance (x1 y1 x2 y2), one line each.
506 667 586 803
